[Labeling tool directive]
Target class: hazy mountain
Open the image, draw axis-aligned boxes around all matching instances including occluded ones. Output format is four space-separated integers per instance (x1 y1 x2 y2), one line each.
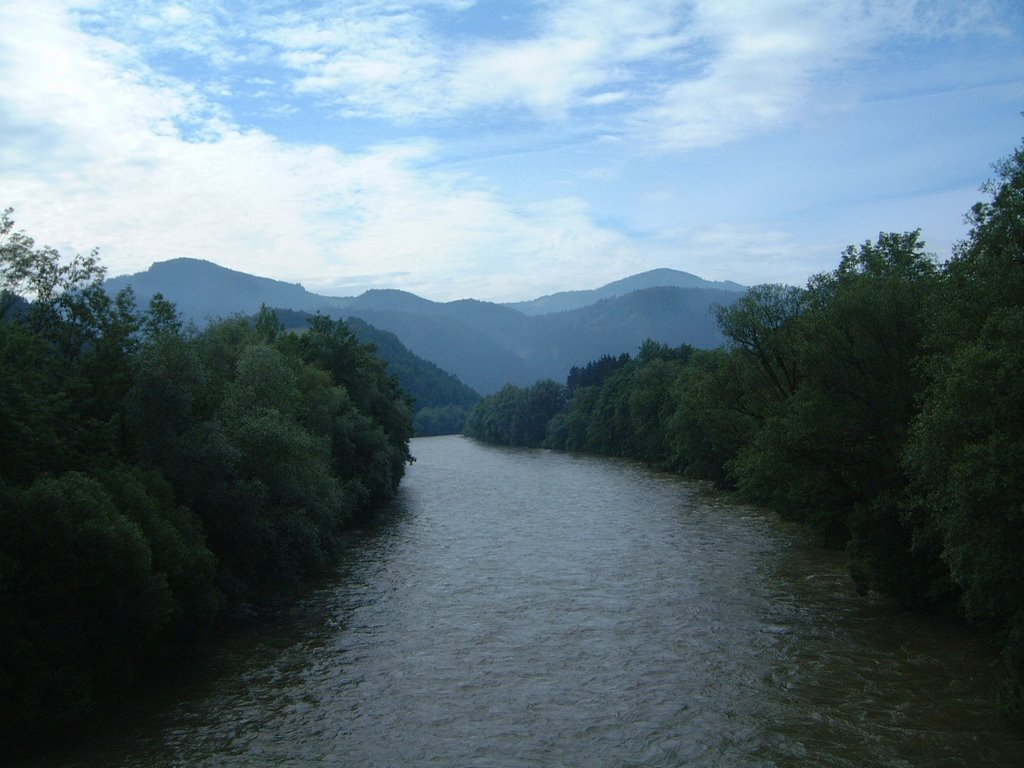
504 268 746 315
344 308 545 395
270 308 480 412
332 287 739 393
342 289 440 315
106 259 745 394
524 286 736 366
104 258 347 322
343 316 480 409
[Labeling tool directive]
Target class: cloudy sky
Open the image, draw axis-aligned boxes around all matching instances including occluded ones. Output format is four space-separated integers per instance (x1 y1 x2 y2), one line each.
1 1 1021 302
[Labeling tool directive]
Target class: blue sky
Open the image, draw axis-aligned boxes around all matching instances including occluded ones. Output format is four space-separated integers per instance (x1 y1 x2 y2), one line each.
1 1 1021 302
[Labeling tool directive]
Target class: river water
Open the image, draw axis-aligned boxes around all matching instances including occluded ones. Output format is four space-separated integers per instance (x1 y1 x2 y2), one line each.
39 436 1022 767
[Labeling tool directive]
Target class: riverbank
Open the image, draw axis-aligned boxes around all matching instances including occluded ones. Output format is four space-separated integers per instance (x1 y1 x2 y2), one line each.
24 436 1023 767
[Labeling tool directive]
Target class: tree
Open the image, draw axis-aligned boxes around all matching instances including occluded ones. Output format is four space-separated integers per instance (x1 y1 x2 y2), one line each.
297 314 413 490
0 473 174 739
0 320 70 483
907 143 1024 711
726 234 942 558
141 292 183 340
414 404 470 436
550 384 601 451
0 208 108 346
0 222 418 746
665 348 762 485
519 379 566 446
715 283 806 402
628 346 690 467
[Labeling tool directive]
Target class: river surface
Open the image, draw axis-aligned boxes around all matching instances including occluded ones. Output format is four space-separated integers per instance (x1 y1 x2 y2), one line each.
37 436 1022 767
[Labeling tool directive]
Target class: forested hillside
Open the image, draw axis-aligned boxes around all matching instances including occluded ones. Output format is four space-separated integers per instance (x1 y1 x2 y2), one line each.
465 145 1024 713
272 308 481 435
504 267 746 315
105 262 741 395
343 317 480 435
0 220 413 749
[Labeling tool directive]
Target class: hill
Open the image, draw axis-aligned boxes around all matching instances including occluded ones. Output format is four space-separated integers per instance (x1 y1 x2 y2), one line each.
106 260 745 394
104 258 347 322
263 308 481 436
504 268 746 315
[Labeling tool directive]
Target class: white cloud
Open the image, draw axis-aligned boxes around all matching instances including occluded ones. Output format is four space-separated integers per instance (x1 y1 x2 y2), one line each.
258 7 446 119
1 3 214 167
677 224 822 286
0 1 658 302
450 37 602 119
1 1 1017 305
256 0 691 121
54 0 1008 147
639 0 1008 150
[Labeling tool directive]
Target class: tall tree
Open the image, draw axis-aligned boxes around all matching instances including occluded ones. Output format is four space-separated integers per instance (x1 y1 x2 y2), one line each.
907 144 1024 711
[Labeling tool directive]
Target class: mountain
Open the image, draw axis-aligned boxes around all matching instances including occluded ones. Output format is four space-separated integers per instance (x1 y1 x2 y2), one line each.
329 287 739 393
104 258 348 322
340 316 481 412
343 289 440 315
105 259 745 395
270 308 480 435
504 268 746 315
342 308 544 395
522 285 736 365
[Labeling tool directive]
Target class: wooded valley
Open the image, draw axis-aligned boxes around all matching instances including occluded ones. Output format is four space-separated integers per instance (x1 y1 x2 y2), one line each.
465 145 1024 713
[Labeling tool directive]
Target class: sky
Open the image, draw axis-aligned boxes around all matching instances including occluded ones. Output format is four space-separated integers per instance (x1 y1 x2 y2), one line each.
1 1 1021 303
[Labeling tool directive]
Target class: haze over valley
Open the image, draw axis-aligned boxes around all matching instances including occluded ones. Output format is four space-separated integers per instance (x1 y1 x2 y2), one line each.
105 259 745 394
2 1 1022 762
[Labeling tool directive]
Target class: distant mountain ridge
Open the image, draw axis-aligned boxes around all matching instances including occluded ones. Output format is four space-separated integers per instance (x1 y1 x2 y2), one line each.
266 308 480 410
269 307 480 435
105 259 746 394
504 267 746 315
104 258 347 320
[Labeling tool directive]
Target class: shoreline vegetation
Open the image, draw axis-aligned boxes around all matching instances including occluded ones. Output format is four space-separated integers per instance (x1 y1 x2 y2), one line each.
1 141 1019 753
0 221 414 752
464 143 1024 714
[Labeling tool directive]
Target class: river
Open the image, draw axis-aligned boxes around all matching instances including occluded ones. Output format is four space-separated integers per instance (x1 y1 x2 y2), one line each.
36 435 1023 767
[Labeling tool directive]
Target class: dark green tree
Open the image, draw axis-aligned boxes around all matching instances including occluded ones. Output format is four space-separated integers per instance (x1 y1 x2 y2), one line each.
726 234 943 565
0 473 174 739
715 283 806 402
907 144 1024 711
664 348 761 484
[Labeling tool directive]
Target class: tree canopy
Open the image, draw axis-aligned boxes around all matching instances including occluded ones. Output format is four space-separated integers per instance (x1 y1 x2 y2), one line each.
465 141 1024 712
0 226 413 747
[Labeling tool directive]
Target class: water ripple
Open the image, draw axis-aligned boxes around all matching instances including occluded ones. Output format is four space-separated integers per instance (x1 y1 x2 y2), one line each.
44 436 1023 768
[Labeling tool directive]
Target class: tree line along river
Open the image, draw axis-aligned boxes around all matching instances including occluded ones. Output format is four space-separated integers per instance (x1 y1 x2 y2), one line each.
33 435 1024 767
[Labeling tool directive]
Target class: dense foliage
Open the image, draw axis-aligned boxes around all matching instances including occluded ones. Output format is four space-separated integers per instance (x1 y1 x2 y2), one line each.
465 145 1024 712
269 309 480 435
0 216 413 746
462 379 567 447
344 316 480 435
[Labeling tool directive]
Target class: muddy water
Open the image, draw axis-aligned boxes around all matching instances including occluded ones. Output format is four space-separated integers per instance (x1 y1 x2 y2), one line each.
45 435 1022 767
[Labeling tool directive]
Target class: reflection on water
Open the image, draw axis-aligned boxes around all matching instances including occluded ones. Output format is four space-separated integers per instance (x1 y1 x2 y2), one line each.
37 436 1022 767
